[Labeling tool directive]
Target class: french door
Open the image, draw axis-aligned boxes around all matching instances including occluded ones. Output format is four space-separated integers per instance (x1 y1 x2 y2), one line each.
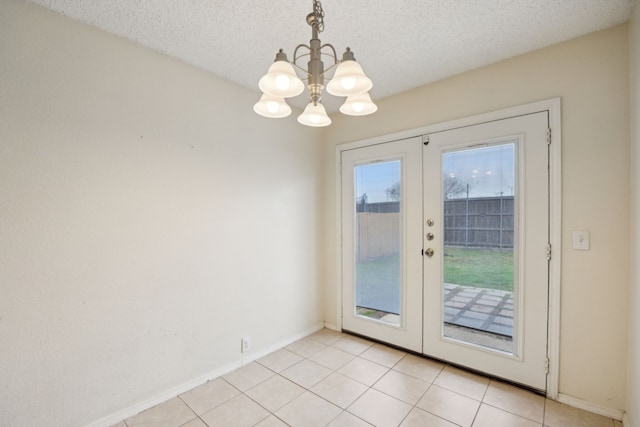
341 137 424 352
341 112 550 390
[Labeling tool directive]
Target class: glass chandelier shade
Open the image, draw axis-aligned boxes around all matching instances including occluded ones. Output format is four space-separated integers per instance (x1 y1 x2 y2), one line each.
253 94 292 118
258 57 305 98
297 102 332 127
326 57 373 97
254 0 376 127
339 92 377 116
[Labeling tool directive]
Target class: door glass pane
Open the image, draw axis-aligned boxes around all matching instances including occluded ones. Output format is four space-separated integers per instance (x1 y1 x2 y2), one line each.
354 160 402 325
442 143 516 353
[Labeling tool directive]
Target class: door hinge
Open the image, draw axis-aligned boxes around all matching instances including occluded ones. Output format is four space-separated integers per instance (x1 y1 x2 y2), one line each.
422 135 430 146
546 128 552 145
546 244 552 261
545 357 550 374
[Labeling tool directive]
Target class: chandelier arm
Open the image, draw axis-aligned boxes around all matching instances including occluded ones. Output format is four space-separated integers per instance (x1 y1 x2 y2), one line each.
290 61 310 76
316 43 340 77
291 47 339 77
320 43 338 64
293 44 311 65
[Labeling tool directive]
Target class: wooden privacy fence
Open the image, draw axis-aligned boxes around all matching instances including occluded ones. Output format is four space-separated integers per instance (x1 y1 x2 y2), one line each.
356 212 400 262
444 196 514 249
356 196 514 261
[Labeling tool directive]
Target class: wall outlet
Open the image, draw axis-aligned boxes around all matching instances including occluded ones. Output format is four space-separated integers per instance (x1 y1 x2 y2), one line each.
241 337 251 353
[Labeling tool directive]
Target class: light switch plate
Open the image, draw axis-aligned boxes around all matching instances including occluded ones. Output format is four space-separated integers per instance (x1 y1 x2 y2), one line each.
572 231 590 250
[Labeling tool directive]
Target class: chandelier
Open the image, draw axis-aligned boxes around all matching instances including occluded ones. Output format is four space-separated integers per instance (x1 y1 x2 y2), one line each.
253 0 377 127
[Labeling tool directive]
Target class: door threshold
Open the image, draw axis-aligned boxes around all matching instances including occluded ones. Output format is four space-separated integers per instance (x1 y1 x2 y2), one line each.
341 328 546 396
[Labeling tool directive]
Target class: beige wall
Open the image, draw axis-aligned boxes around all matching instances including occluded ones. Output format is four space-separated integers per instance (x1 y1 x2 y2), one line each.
0 0 634 424
628 1 639 425
324 25 630 412
0 1 324 426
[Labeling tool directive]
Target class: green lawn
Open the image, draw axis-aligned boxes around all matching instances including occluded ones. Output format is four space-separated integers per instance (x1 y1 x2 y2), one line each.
356 254 401 313
444 247 513 291
355 248 514 295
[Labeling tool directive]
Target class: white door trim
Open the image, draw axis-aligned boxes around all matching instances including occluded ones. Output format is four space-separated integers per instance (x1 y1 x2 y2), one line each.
335 97 561 398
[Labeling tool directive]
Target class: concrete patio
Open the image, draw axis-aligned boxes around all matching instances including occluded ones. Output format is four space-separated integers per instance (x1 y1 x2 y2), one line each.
443 283 514 337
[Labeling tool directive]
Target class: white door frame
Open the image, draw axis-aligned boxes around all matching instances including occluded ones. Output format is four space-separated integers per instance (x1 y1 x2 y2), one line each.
335 98 561 398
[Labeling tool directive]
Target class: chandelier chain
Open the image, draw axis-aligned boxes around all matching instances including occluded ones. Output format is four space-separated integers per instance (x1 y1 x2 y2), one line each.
313 0 325 33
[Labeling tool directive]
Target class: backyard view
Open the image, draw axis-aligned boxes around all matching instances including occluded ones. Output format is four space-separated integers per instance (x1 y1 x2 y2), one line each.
355 248 513 309
353 143 517 351
444 248 513 292
356 254 400 322
441 143 516 351
354 160 402 324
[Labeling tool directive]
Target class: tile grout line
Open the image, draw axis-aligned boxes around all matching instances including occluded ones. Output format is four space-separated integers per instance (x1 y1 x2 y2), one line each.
285 336 409 425
118 330 612 427
254 343 368 426
295 337 452 426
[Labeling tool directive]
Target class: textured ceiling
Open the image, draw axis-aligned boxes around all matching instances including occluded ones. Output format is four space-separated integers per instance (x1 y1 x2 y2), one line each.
29 0 633 112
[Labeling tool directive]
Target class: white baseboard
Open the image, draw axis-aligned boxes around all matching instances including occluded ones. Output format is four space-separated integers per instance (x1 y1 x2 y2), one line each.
556 393 624 421
86 322 325 427
324 321 339 331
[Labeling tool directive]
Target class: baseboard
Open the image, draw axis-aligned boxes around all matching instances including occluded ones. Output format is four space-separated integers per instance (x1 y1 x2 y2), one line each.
623 412 631 427
556 393 624 421
324 321 340 331
86 322 325 427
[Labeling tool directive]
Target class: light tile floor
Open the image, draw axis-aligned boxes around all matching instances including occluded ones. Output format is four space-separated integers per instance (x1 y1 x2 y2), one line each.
116 329 623 427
